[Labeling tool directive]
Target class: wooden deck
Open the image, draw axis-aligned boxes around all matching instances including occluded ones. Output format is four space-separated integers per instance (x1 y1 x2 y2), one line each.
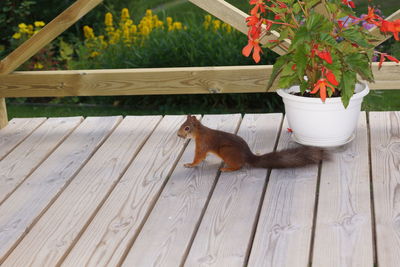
0 112 399 267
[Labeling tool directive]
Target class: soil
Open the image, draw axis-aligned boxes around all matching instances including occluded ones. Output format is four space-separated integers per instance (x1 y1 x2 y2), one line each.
291 90 342 98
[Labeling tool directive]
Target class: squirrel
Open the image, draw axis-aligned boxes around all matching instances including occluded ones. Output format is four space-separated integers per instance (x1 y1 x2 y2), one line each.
177 115 325 172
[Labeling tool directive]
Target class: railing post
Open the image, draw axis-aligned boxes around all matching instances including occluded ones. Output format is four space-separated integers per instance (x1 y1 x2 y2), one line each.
0 98 7 128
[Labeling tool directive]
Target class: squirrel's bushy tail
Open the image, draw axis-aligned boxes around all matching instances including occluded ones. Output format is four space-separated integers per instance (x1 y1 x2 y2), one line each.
249 146 325 169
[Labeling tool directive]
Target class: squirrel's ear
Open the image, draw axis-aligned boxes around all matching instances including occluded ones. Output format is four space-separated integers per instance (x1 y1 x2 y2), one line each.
190 115 198 122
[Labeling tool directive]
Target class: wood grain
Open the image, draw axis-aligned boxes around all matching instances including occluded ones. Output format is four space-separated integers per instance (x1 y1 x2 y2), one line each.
312 112 374 267
0 117 82 204
121 114 242 267
2 116 161 267
0 116 121 263
61 115 191 267
0 117 45 160
184 113 282 267
247 117 320 267
0 98 7 128
370 111 400 267
188 0 288 55
0 0 103 74
0 63 398 98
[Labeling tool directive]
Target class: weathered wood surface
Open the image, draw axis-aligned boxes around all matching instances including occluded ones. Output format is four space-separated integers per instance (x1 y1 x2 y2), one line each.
0 117 82 204
370 111 400 267
0 117 45 160
312 112 374 267
0 98 7 128
62 116 190 267
1 112 400 266
0 116 120 263
121 114 242 267
0 63 398 98
2 116 161 267
184 114 282 267
247 118 319 267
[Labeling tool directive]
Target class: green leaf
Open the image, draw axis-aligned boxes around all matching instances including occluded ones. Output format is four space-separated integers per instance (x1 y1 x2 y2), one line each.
266 54 292 91
278 74 299 89
292 3 301 14
339 71 357 108
319 33 337 47
305 0 320 9
293 43 308 79
290 26 311 50
344 53 374 82
341 28 374 48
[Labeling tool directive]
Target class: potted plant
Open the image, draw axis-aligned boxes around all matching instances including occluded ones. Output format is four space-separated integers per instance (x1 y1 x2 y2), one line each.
243 0 400 147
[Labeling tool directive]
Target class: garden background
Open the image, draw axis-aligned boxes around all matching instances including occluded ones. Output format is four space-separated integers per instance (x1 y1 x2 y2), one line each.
1 0 399 119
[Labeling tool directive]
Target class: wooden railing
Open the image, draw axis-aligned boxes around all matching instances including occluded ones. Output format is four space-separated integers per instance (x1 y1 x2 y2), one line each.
0 0 399 128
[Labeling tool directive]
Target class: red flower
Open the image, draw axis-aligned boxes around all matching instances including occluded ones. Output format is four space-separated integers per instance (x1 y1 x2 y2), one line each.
378 53 400 70
325 69 339 86
242 39 263 63
380 19 400 41
249 0 267 15
363 7 382 25
310 79 335 102
341 0 355 8
317 50 333 64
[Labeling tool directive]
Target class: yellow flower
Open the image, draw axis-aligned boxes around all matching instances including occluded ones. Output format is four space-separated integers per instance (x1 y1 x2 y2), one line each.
166 17 173 26
18 23 27 29
125 19 133 26
222 23 232 33
145 9 152 17
34 21 45 27
205 15 212 23
90 51 100 57
141 25 150 36
83 25 95 39
12 32 21 39
34 62 44 69
213 20 221 30
172 22 182 30
156 20 164 28
130 25 137 34
105 12 113 27
121 8 130 22
203 21 210 29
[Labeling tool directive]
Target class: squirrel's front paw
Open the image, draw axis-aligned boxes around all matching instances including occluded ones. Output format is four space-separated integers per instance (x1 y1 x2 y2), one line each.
184 163 196 168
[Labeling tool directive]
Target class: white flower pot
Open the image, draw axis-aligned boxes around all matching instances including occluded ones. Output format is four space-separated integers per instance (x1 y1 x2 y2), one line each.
277 82 369 147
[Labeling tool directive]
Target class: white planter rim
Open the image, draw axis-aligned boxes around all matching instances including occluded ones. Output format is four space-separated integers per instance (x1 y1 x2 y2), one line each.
276 82 369 105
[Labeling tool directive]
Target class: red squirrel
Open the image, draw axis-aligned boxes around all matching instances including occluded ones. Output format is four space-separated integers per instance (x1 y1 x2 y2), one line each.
177 115 325 172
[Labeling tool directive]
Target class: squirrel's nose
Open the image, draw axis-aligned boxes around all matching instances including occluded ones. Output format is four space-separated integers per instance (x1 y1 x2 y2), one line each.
177 133 185 138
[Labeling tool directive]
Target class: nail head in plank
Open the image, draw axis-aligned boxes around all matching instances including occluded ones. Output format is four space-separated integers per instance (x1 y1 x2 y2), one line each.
370 111 400 267
312 112 373 267
247 117 320 267
2 116 162 267
0 117 82 204
121 114 242 267
62 115 191 267
0 118 46 160
0 116 121 262
184 113 282 267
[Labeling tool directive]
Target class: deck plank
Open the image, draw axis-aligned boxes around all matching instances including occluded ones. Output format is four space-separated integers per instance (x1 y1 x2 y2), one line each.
370 111 400 267
184 113 282 267
247 117 320 267
0 118 46 160
312 112 374 267
121 114 242 267
0 116 121 263
61 115 191 267
1 116 161 267
0 117 82 204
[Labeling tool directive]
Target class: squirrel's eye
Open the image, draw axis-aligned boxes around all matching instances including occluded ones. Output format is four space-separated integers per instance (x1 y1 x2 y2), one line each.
184 126 190 131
